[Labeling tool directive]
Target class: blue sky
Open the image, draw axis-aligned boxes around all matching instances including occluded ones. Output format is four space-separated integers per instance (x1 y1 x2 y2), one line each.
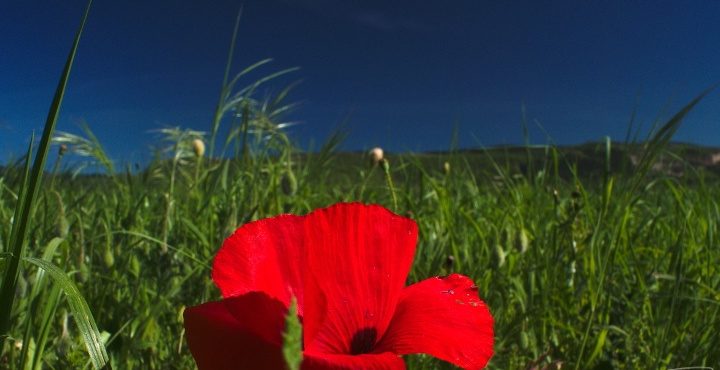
2 0 720 163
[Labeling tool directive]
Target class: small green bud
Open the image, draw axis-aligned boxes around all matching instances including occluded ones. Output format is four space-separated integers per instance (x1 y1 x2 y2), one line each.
103 245 115 268
517 228 530 253
283 297 303 370
281 170 298 196
494 244 506 268
54 191 69 238
130 255 141 278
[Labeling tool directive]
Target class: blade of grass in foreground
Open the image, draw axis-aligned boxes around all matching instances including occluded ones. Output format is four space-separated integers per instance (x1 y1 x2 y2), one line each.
0 0 94 352
0 135 33 345
23 257 109 369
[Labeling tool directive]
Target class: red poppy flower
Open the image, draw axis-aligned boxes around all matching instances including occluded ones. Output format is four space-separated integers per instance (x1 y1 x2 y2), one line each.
184 203 493 369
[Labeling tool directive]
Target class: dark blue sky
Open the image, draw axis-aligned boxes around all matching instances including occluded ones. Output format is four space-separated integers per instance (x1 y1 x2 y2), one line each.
2 0 720 163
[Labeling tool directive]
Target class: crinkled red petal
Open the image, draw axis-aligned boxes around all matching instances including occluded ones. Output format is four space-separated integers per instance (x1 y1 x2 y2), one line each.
183 293 288 370
376 274 494 370
212 214 306 315
302 203 418 354
302 351 406 370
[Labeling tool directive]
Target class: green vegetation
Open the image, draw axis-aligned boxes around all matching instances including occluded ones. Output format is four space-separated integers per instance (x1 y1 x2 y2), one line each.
2 90 720 368
1 3 719 369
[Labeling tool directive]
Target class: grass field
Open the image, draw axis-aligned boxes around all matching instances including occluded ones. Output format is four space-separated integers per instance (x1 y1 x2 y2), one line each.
2 5 720 369
2 114 720 369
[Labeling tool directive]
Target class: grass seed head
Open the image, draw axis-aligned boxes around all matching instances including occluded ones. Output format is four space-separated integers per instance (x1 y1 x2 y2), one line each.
103 245 115 268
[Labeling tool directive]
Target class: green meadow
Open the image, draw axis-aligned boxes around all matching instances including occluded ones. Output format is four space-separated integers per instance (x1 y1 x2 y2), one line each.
2 5 720 370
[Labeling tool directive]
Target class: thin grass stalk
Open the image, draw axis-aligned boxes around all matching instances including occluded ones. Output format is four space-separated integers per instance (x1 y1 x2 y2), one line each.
18 237 66 368
521 103 533 181
1 140 33 329
209 6 243 157
382 159 398 211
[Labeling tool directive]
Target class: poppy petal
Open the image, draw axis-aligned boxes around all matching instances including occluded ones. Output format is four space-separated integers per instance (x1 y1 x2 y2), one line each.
184 293 288 370
302 351 405 370
302 203 418 354
376 274 494 369
212 214 306 315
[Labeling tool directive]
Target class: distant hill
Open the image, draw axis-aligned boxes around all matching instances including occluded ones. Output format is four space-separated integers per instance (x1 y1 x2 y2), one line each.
1 142 719 181
321 141 720 180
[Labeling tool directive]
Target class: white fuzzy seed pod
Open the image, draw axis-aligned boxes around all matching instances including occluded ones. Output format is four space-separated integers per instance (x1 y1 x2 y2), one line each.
369 147 384 166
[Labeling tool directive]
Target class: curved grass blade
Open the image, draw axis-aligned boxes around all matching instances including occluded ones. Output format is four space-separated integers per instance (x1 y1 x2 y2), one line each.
225 58 273 94
18 237 67 368
626 85 717 197
29 284 62 370
223 67 301 112
0 0 94 345
23 257 109 369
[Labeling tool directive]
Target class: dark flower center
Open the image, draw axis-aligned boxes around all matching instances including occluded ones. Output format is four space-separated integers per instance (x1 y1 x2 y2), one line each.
349 327 377 355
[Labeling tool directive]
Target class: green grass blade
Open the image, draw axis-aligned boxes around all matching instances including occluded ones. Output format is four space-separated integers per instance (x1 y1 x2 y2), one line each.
30 284 62 370
0 135 33 346
23 257 108 369
224 58 275 101
4 135 33 257
223 67 301 112
209 6 244 156
282 297 302 370
18 237 67 370
0 0 93 345
626 85 716 197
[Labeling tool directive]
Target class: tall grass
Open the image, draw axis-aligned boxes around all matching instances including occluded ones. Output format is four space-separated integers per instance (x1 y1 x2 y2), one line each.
2 88 719 369
1 4 719 369
0 1 109 368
